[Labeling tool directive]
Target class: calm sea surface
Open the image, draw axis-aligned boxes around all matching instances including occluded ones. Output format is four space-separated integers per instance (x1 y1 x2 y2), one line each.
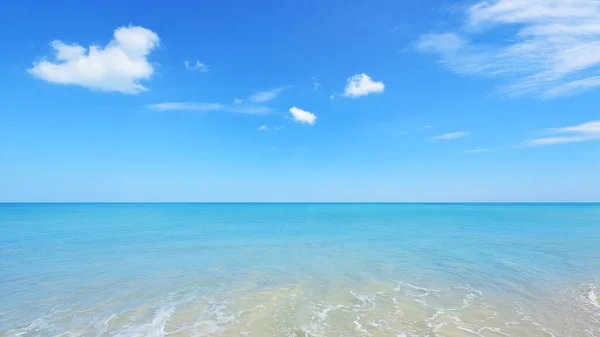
1 203 599 336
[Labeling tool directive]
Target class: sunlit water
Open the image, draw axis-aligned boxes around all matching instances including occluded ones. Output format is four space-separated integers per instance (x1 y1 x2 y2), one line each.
1 203 599 336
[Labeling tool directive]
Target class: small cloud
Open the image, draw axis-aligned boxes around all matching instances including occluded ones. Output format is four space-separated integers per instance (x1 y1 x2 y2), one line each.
28 25 159 94
228 105 271 115
524 136 589 146
390 25 403 33
249 87 287 103
147 102 224 112
421 125 432 130
312 76 321 90
430 131 470 140
417 33 466 53
523 120 600 146
343 73 385 97
147 102 269 115
549 121 600 134
289 106 317 125
271 146 277 150
233 98 243 104
390 24 411 34
184 60 209 72
543 76 600 98
258 124 285 131
462 148 490 154
330 94 335 100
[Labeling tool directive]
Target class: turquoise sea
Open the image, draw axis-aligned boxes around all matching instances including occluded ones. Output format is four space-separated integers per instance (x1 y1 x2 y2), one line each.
1 203 599 336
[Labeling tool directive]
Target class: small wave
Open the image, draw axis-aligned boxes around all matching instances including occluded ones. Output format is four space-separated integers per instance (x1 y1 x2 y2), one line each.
353 318 373 336
394 281 441 297
516 306 558 337
350 291 376 308
113 305 175 337
587 285 600 309
6 280 599 336
300 302 345 336
3 317 50 336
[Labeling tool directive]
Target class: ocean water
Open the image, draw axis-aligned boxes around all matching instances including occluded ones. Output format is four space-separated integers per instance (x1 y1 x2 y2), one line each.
1 203 599 337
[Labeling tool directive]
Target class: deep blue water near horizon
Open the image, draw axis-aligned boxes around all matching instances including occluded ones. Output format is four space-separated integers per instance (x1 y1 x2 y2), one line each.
1 203 599 336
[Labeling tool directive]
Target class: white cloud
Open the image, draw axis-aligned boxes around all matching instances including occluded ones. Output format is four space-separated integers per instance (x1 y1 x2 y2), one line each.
258 124 285 131
233 98 243 104
430 131 470 140
525 136 590 146
289 107 317 125
390 24 410 34
550 120 600 134
228 105 271 115
28 26 159 94
524 120 600 146
422 125 432 129
312 76 321 90
249 87 286 103
343 73 385 97
330 94 335 100
462 148 490 153
148 102 270 115
417 33 466 53
544 76 600 97
185 60 209 72
147 102 224 112
417 0 600 97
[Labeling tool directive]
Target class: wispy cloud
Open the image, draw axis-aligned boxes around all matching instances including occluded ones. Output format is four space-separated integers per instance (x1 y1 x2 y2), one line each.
390 23 411 34
395 125 434 136
462 148 490 154
289 107 317 125
417 33 466 53
312 76 321 90
416 0 600 97
544 76 600 97
257 124 284 131
524 120 600 146
228 105 271 114
525 136 591 146
430 131 470 140
28 26 159 94
343 73 385 97
148 102 270 115
249 87 287 103
150 86 287 116
184 60 209 72
147 102 224 112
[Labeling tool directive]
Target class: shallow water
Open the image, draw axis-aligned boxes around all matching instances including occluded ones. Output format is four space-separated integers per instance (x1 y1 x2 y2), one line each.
1 203 599 336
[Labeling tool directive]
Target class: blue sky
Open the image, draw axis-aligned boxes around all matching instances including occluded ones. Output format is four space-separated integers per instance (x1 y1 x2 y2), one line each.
1 0 599 202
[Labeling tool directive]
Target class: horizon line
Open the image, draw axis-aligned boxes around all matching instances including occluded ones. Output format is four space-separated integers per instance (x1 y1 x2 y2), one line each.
1 201 599 204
